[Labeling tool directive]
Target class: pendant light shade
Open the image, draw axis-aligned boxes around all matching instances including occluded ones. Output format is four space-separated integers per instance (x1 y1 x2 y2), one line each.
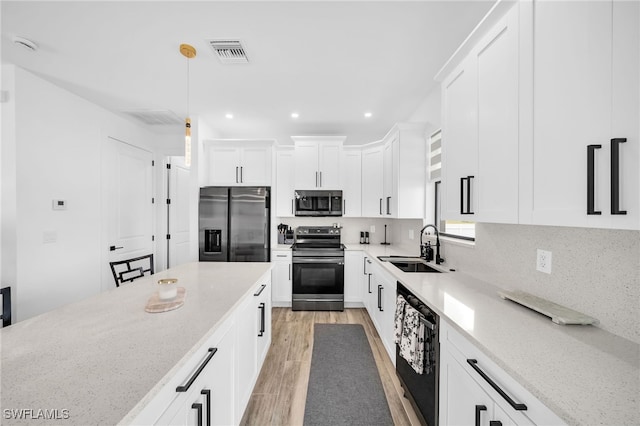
180 44 196 167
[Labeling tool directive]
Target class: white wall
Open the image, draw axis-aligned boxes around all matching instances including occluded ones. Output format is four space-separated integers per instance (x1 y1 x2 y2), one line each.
1 65 164 321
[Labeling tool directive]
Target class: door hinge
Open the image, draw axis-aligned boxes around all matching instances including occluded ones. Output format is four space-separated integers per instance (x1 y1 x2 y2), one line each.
152 160 155 166
166 164 171 170
166 234 171 240
152 197 155 204
152 235 155 241
166 199 171 205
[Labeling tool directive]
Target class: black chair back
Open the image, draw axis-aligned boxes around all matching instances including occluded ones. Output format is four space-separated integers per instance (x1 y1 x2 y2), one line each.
109 254 154 287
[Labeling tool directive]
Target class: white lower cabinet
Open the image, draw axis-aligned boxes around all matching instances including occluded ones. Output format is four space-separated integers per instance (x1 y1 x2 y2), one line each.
155 320 236 426
365 260 396 363
235 280 272 421
133 273 272 426
439 320 565 426
271 250 292 306
344 251 364 306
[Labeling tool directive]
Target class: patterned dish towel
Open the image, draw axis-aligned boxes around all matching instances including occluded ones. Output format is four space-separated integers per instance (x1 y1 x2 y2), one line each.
399 305 425 375
394 295 407 344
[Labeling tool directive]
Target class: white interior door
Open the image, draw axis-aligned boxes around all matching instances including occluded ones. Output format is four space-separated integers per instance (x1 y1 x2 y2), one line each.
103 137 154 288
168 156 191 268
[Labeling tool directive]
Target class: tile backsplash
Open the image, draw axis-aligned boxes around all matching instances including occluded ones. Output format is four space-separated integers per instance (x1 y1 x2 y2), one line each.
440 223 640 344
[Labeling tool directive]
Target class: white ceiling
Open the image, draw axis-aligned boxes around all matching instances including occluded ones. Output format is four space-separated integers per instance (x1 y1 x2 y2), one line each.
1 1 494 146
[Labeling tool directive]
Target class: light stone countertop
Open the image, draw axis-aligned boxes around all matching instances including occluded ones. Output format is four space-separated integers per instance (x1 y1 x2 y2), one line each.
349 243 639 426
0 262 272 426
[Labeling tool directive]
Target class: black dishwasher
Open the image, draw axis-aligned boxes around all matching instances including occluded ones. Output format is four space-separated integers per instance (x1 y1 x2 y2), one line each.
396 282 439 426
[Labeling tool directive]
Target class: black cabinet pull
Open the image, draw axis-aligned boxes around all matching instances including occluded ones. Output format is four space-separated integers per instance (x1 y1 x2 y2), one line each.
344 199 346 214
320 171 322 187
386 196 391 215
587 144 602 215
236 166 239 184
109 245 123 251
489 421 503 426
316 171 319 187
240 166 243 183
201 389 211 426
377 285 383 311
258 302 266 337
379 198 383 215
467 359 528 411
460 177 466 214
363 257 367 275
466 176 474 214
291 199 294 214
254 284 267 296
192 402 203 426
368 275 372 294
176 348 218 392
611 138 627 215
475 405 486 426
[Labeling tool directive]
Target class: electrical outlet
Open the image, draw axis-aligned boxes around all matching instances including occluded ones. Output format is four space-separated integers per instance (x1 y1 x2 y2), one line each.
409 229 414 240
536 249 552 274
370 225 375 234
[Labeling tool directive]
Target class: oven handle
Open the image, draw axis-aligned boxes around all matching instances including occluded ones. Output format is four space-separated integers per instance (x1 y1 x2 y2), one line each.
293 258 344 264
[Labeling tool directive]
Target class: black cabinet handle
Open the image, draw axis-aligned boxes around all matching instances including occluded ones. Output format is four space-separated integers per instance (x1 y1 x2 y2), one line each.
254 284 267 296
489 421 503 426
320 171 322 187
460 176 475 215
379 198 383 215
240 166 243 183
316 171 319 187
587 144 602 215
109 245 123 251
475 405 487 426
192 402 203 426
363 257 367 275
386 196 391 215
258 302 266 337
236 166 239 184
201 389 211 426
467 359 528 411
291 199 294 215
344 199 346 214
611 138 627 215
377 285 383 311
466 176 474 214
289 264 291 281
176 348 218 392
460 177 466 214
368 275 372 294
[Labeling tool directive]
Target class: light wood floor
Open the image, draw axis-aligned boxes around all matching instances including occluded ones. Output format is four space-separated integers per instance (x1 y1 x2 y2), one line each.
240 308 421 426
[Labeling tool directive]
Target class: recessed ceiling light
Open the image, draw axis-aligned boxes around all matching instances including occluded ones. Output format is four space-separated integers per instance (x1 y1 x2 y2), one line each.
225 113 234 119
364 112 373 118
291 112 299 119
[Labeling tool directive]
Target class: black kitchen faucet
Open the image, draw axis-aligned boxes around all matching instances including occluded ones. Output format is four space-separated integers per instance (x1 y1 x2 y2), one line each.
420 224 444 265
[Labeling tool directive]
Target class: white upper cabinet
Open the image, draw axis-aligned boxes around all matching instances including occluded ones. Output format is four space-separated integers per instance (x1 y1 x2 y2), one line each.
292 136 344 190
525 0 639 230
387 124 427 219
275 148 295 217
440 3 519 224
341 148 362 217
361 144 384 217
204 140 272 187
441 55 478 222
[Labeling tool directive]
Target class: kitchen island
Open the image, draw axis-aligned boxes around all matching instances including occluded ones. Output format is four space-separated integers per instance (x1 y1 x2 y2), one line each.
0 261 272 425
350 243 639 426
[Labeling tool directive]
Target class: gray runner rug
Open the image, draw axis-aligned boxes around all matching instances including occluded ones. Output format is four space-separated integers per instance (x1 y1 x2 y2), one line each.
303 324 394 426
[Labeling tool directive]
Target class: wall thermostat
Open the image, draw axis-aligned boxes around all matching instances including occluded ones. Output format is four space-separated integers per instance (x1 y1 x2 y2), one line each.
52 199 67 210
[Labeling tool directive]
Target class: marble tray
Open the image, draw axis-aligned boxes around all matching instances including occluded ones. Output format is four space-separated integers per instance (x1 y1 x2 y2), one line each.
145 287 186 313
498 290 599 325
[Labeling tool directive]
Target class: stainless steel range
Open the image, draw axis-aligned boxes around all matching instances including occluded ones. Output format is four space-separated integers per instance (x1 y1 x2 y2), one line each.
291 226 345 311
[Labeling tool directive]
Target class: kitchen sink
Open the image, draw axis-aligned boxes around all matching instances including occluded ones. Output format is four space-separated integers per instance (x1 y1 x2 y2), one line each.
377 256 442 273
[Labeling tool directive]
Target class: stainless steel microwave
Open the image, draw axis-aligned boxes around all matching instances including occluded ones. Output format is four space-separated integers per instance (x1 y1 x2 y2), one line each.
294 190 343 217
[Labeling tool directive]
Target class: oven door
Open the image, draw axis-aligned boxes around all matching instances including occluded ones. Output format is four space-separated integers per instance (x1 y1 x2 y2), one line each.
292 257 344 295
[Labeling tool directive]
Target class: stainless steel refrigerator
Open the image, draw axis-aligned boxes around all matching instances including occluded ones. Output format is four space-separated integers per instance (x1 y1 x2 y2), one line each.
199 187 270 262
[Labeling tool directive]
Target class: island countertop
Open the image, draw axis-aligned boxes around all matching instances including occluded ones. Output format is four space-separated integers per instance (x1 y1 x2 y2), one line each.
0 262 272 425
350 243 639 426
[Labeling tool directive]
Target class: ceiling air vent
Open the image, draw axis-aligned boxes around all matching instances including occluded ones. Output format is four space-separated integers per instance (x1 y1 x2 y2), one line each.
123 110 183 126
208 39 249 64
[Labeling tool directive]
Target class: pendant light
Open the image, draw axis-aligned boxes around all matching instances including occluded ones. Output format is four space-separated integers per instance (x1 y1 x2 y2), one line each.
180 43 196 167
